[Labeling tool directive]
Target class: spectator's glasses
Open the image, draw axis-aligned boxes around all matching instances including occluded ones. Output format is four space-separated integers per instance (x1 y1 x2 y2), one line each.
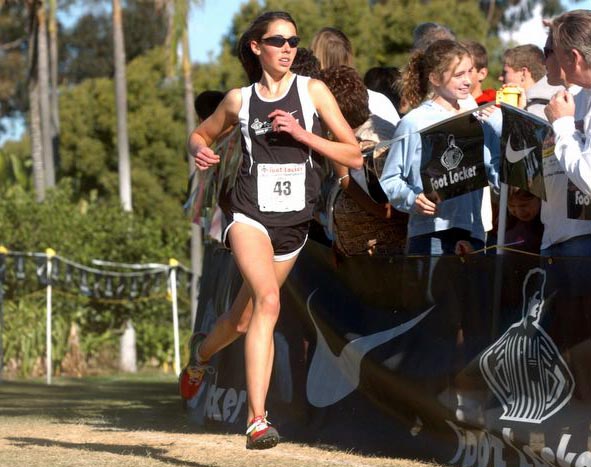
544 47 554 59
260 35 300 48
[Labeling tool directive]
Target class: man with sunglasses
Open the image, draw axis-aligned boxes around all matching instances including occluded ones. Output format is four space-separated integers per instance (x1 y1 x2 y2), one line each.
530 21 591 261
539 13 591 452
545 10 591 199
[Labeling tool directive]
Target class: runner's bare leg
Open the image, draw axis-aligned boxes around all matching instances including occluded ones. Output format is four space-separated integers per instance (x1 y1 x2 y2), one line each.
198 240 297 366
228 222 298 422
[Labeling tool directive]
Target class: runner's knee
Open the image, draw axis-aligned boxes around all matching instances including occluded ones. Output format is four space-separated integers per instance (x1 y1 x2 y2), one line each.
255 290 281 319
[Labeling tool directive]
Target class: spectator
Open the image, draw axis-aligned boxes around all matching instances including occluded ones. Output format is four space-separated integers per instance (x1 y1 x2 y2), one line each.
380 39 499 254
542 13 591 446
461 40 496 104
194 90 225 122
363 66 404 116
460 187 543 254
290 47 321 78
412 22 455 52
319 65 407 256
528 23 591 257
500 44 563 119
505 188 543 252
310 27 400 127
545 9 591 199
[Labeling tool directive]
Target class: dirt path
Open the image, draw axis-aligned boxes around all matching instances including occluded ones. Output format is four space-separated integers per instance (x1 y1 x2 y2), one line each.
0 375 443 467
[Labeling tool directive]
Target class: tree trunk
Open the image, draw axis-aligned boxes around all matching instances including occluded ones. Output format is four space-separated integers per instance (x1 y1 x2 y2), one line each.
182 31 195 141
29 81 45 202
181 2 201 327
37 0 55 189
112 0 132 212
48 0 60 165
486 0 496 26
165 0 176 78
28 0 45 202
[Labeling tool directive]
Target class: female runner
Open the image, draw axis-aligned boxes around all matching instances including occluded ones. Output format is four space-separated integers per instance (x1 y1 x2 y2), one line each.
181 11 362 450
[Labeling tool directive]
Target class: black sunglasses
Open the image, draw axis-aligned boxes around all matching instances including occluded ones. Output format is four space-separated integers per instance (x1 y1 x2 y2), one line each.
260 35 300 48
544 46 554 59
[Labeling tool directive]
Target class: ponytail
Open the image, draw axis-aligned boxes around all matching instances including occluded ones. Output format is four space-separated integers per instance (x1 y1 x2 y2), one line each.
238 33 262 84
401 50 429 110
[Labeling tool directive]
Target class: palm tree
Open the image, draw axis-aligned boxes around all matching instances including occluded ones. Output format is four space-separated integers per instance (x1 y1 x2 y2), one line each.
26 0 45 202
112 0 132 212
48 0 60 163
37 0 55 189
160 0 202 326
112 0 136 373
179 0 201 327
162 0 199 140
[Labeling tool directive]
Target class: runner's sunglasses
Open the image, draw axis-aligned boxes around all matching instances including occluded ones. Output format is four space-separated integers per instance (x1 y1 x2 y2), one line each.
260 35 300 48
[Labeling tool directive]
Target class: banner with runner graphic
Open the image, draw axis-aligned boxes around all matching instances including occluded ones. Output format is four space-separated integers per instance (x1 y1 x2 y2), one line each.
420 108 488 202
500 104 551 201
187 241 591 467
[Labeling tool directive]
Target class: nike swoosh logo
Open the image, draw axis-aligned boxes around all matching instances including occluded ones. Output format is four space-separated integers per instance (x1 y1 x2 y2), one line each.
505 135 536 163
305 288 434 408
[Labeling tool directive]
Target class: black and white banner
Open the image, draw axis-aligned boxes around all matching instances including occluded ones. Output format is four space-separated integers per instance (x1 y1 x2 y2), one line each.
188 241 591 467
500 104 550 201
420 108 488 202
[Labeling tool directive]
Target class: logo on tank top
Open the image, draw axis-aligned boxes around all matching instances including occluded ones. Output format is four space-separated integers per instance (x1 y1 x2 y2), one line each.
251 118 272 136
251 110 299 136
479 268 575 424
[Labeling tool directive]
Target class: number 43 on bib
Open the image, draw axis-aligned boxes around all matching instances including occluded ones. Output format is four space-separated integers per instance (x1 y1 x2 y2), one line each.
257 163 306 212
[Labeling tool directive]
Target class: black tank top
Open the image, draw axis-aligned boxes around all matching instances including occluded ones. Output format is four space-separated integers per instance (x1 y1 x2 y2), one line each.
231 74 323 227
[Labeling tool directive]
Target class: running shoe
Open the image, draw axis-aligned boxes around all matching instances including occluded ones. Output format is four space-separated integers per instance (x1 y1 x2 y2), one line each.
245 412 279 450
178 332 213 400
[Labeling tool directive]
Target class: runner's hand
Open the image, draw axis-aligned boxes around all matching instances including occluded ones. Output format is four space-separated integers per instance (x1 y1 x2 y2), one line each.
268 109 306 142
194 146 220 171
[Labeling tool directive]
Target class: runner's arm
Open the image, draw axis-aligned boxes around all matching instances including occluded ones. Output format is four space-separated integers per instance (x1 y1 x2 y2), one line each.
188 89 241 170
304 79 363 170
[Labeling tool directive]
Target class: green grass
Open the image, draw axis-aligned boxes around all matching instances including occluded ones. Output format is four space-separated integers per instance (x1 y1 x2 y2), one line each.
0 372 191 433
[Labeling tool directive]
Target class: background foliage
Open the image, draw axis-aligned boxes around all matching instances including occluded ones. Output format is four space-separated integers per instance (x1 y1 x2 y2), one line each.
0 0 572 375
0 183 191 376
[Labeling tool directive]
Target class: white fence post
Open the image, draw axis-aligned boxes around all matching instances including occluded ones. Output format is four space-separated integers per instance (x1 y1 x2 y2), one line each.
45 248 55 385
169 258 181 376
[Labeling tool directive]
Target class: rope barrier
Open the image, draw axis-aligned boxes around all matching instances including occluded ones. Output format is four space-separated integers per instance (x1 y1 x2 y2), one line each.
0 247 192 384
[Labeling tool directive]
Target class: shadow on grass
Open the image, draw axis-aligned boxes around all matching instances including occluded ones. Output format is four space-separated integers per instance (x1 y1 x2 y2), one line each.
7 437 210 467
0 376 197 434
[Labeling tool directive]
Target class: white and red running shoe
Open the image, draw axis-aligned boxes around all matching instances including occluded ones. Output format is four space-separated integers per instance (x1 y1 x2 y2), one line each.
245 412 279 450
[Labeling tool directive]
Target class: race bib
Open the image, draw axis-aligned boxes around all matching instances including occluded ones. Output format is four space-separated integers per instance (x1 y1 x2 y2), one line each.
257 163 306 212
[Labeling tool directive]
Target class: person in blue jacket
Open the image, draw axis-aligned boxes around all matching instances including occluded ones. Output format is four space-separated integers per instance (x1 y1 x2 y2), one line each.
380 39 499 255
